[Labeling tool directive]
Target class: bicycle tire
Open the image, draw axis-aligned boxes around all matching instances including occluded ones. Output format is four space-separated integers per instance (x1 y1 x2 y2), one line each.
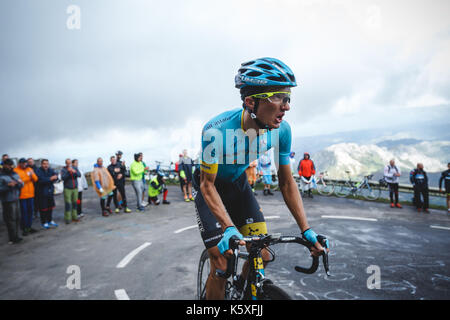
334 183 352 198
197 249 210 300
360 184 381 201
258 282 292 300
316 180 334 196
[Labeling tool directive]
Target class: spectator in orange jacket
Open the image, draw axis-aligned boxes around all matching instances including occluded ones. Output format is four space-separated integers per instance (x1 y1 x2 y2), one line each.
298 152 316 198
14 158 39 236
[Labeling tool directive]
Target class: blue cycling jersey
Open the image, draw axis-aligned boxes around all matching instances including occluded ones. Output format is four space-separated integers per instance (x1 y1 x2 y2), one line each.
200 108 291 182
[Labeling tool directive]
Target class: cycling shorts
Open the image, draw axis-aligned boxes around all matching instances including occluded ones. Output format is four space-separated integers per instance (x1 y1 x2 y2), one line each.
193 169 268 249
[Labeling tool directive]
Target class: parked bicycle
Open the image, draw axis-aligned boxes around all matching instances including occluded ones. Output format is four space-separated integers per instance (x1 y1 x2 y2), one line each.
315 171 335 196
334 171 381 200
149 161 179 183
197 233 330 300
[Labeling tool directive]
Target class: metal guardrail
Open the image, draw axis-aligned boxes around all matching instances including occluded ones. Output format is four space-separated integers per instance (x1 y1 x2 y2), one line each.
292 175 445 198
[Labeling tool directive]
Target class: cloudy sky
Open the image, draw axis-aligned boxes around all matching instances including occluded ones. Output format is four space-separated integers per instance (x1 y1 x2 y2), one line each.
1 0 449 171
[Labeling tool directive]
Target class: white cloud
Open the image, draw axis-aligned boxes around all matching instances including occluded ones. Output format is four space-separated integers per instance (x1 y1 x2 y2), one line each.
405 94 449 108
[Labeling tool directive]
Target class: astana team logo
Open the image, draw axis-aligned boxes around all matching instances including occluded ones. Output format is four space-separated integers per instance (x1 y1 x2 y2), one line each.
202 128 280 166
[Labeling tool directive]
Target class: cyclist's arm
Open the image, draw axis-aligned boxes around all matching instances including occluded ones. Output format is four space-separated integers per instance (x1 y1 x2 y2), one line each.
199 170 233 231
277 164 325 255
277 164 310 232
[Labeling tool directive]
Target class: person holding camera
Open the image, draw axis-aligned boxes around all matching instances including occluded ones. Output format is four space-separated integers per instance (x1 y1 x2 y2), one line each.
384 159 402 208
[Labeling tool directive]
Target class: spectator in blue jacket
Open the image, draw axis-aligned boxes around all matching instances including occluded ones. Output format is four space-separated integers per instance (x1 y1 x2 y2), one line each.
410 163 429 213
35 159 59 229
0 158 24 244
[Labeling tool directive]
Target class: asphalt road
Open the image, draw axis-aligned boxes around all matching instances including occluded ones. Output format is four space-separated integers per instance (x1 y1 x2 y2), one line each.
0 184 449 300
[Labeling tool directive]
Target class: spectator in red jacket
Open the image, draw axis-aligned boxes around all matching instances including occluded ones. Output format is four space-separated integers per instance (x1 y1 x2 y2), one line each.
298 152 316 198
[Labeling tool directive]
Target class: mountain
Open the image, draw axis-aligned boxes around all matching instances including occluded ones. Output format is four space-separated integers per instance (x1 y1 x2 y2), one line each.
309 140 449 186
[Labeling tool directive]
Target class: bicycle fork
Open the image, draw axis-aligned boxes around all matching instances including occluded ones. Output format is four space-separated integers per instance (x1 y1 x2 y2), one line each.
250 255 265 300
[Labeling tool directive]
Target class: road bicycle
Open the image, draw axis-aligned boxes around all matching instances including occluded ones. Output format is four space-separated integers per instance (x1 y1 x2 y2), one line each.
315 171 335 196
149 161 179 183
294 172 334 197
197 233 330 300
334 171 381 200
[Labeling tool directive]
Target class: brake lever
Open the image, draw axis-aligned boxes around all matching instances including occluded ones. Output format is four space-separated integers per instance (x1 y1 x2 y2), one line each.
294 235 330 276
317 235 330 276
216 236 240 279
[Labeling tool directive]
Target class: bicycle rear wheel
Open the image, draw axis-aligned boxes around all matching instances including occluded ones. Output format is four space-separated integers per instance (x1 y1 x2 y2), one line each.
197 249 210 300
334 183 352 198
316 179 334 196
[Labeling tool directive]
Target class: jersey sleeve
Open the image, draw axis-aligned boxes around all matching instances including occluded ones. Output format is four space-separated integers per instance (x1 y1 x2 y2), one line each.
200 127 220 175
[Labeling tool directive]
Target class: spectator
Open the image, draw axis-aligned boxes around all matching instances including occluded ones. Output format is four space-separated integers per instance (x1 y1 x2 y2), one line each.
410 163 430 213
175 153 184 192
245 160 258 195
179 149 195 202
289 151 296 175
130 153 148 211
14 158 39 236
258 150 274 196
91 157 116 217
108 156 131 213
35 159 58 229
0 154 9 169
0 158 24 244
141 155 149 207
298 152 316 198
384 159 402 208
61 158 81 224
27 158 40 219
148 171 170 205
114 151 130 212
439 162 450 214
72 159 88 218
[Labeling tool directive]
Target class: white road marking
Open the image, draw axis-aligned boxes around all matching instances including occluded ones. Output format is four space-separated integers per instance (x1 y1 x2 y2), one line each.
116 242 152 268
265 215 280 220
174 225 197 234
430 225 450 231
321 215 378 222
114 289 130 300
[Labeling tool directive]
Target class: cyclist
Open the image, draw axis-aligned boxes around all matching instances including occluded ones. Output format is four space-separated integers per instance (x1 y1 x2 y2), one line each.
439 162 450 214
194 57 327 300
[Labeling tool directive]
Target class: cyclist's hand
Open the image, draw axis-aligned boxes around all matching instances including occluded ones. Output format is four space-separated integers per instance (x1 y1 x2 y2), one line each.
302 228 329 257
218 226 245 257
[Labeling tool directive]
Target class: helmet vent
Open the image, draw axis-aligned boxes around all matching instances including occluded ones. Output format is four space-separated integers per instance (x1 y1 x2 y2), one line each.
247 71 263 77
241 61 254 67
256 64 273 70
267 75 287 82
287 74 296 82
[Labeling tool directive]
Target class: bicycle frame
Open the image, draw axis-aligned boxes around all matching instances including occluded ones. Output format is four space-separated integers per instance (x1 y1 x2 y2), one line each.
345 175 372 195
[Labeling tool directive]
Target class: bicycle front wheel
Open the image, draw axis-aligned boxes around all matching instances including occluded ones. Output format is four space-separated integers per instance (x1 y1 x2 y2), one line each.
360 184 381 201
316 180 334 196
197 249 210 300
258 282 292 300
334 183 352 198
